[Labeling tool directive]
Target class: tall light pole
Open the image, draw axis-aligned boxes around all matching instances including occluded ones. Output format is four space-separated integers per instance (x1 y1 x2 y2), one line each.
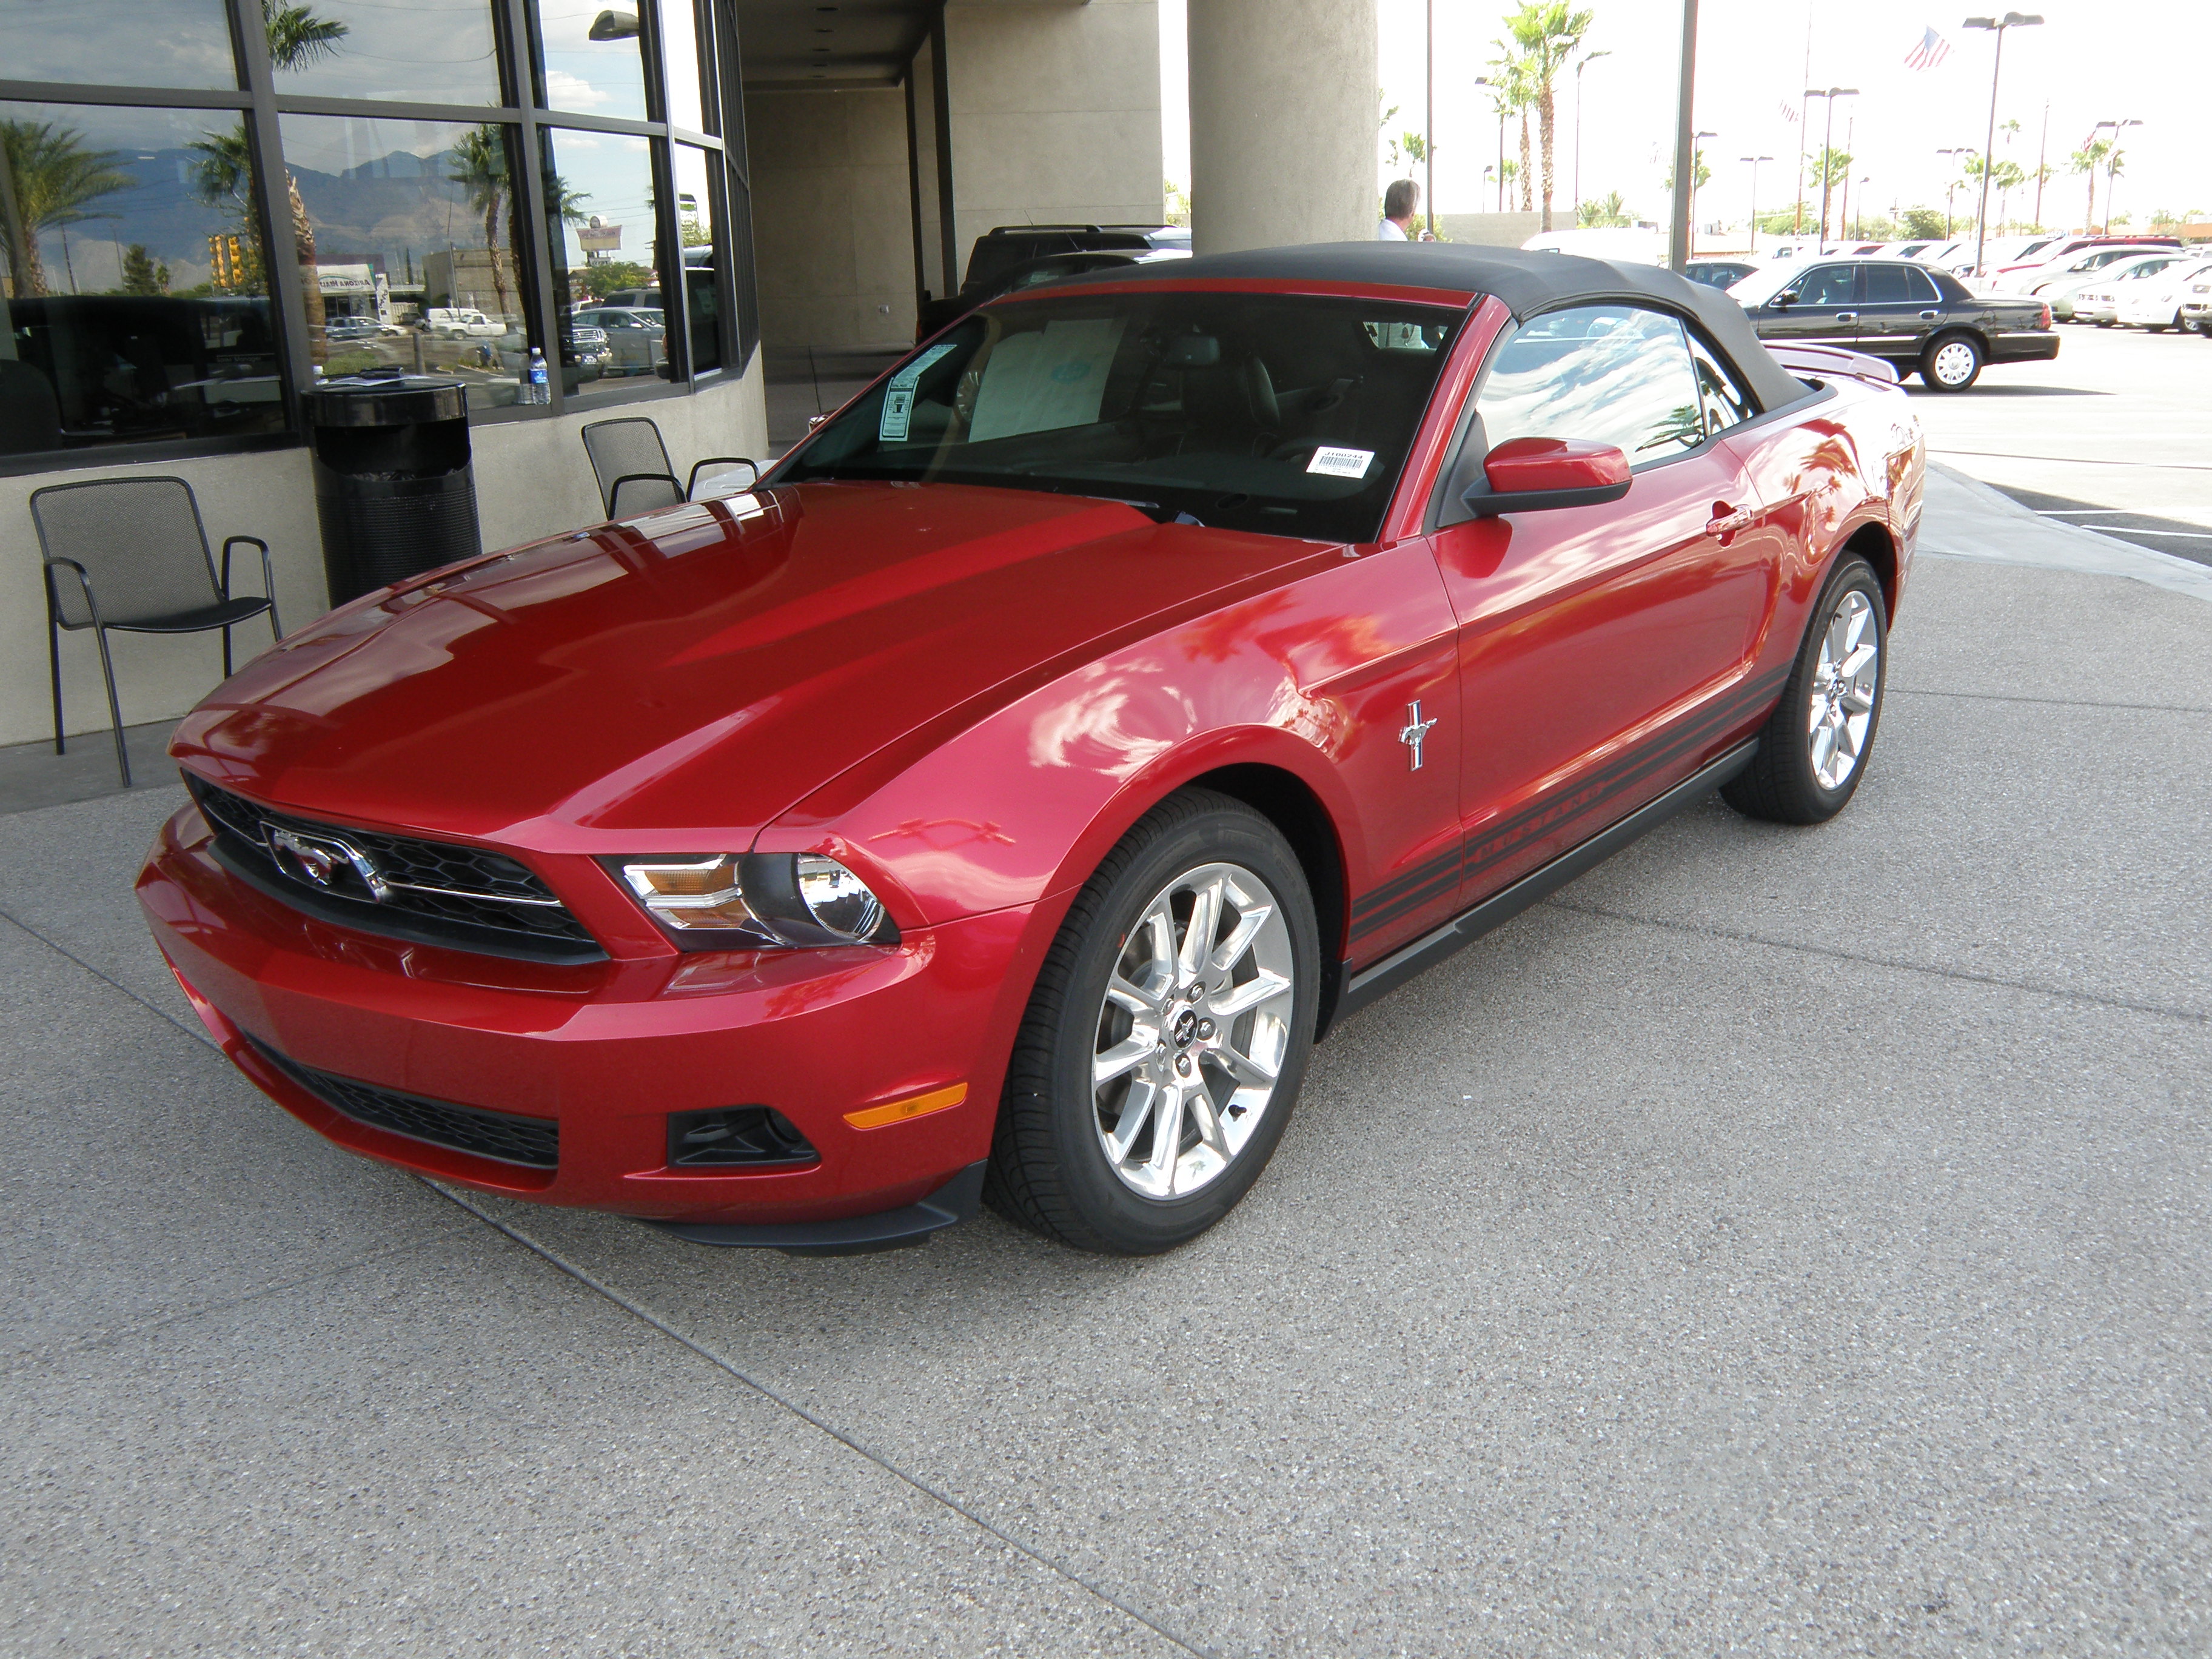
1667 0 1700 272
1690 129 1718 257
1741 154 1772 253
1573 49 1611 224
1805 86 1858 249
1424 0 1435 237
2032 99 2049 228
1936 146 1969 236
2095 117 2140 233
1963 13 2042 276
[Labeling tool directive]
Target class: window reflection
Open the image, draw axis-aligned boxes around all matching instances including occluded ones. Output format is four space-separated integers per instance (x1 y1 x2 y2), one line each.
267 0 501 107
541 126 666 398
660 0 709 132
280 115 537 407
0 0 236 92
1477 305 1705 463
534 0 648 121
0 101 284 455
673 142 719 373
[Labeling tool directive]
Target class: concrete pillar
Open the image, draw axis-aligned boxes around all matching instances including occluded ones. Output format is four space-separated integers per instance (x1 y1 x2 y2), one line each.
1187 0 1377 254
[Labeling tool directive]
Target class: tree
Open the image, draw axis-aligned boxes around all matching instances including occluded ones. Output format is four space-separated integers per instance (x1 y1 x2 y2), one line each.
1484 42 1537 214
119 242 169 295
260 0 348 354
1900 205 1947 239
2071 138 2112 231
186 122 267 292
1494 1 1594 232
447 124 517 320
1577 190 1631 228
0 119 135 297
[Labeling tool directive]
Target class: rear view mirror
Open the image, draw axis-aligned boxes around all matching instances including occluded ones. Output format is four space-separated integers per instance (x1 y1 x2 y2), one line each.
1463 437 1632 517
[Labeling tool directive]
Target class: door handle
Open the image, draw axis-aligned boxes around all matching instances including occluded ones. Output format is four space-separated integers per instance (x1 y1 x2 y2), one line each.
1706 503 1755 537
1919 309 1940 320
1835 311 1858 323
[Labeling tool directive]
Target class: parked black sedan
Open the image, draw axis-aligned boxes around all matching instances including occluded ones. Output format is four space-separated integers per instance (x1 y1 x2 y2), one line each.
1729 258 2057 390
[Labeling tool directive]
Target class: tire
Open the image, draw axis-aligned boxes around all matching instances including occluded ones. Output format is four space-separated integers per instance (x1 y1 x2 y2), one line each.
1722 555 1888 826
985 789 1319 1255
1920 331 1983 391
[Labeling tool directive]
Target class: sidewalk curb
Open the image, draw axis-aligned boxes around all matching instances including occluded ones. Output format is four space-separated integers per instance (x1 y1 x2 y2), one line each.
1919 463 2212 605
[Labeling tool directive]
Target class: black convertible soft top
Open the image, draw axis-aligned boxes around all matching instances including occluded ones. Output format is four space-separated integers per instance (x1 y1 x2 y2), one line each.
1072 241 1809 415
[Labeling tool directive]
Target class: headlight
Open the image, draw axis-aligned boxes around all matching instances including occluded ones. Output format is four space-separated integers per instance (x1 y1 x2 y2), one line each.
610 853 898 948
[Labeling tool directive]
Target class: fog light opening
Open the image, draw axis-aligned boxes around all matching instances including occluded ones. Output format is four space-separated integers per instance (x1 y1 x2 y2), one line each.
667 1105 819 1168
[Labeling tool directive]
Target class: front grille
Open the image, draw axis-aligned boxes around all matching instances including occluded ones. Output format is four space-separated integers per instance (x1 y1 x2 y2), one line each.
188 776 603 963
248 1036 560 1169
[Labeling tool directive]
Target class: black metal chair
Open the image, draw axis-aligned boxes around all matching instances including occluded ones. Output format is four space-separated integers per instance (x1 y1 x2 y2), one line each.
30 475 283 788
580 416 758 518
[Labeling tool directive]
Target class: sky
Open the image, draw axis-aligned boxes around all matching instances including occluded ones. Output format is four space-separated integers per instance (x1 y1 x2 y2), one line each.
1162 0 2209 232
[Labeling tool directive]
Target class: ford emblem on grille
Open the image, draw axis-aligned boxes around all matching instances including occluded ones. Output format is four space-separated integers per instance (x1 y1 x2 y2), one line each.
266 825 390 902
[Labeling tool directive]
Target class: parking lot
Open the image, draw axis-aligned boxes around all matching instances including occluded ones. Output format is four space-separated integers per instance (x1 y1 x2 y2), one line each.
4 336 2208 1655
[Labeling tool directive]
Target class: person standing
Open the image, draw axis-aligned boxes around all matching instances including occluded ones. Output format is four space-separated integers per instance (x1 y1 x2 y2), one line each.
1378 179 1435 241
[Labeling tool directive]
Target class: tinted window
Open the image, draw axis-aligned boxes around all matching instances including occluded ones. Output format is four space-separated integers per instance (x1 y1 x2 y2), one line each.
0 0 236 90
1794 265 1859 307
780 292 1460 544
1903 267 1942 304
533 0 648 120
269 0 501 106
1476 305 1704 464
542 124 671 399
0 100 286 457
1864 265 1917 304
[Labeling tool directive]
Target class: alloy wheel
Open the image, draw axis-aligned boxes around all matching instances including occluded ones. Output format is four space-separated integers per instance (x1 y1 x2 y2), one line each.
1091 862 1295 1200
1808 589 1880 791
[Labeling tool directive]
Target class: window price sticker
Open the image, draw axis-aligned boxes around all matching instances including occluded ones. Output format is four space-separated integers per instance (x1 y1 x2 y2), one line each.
878 343 959 441
1305 446 1375 480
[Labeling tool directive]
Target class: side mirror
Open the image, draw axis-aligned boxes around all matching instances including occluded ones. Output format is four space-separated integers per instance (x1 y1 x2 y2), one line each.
1768 291 1797 308
1463 437 1632 517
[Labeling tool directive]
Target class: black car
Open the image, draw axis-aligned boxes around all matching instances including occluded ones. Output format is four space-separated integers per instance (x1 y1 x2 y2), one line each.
916 247 1189 340
1732 257 2056 391
1684 258 1760 290
918 223 1190 339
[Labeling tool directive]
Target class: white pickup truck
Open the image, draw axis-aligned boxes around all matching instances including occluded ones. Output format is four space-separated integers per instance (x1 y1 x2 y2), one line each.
421 307 509 339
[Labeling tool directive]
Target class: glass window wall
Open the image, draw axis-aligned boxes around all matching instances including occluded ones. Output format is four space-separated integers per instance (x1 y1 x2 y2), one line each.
672 141 720 374
532 0 649 122
1 101 286 457
0 0 239 93
659 0 709 134
266 0 503 107
542 124 667 399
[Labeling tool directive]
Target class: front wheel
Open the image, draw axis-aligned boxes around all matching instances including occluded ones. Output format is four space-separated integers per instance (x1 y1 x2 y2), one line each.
986 789 1319 1254
1921 332 1984 392
1723 555 1888 826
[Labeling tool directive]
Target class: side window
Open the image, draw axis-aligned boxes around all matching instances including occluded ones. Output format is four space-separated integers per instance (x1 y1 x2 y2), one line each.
1903 267 1943 305
1798 265 1861 307
1475 304 1706 466
1685 331 1756 435
1864 265 1915 304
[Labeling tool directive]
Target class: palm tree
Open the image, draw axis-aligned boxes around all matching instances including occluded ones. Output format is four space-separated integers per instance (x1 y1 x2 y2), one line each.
186 122 267 292
260 0 349 356
1484 46 1537 213
2071 138 2111 232
0 119 135 297
447 125 515 319
1497 1 1595 231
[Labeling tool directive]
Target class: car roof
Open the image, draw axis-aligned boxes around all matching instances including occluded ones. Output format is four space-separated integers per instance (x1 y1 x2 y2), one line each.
1071 241 1810 412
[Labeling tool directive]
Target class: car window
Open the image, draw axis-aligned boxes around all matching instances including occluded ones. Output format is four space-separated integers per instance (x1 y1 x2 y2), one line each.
1684 330 1755 435
781 291 1460 544
1863 266 1916 304
1795 266 1859 307
1903 267 1942 304
1475 304 1705 464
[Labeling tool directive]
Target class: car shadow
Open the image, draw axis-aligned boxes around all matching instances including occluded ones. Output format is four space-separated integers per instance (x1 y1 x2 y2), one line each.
1902 383 2110 397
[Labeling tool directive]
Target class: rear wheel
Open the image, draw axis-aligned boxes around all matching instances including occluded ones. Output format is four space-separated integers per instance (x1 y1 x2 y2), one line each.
986 789 1319 1254
1723 555 1887 826
1920 332 1983 391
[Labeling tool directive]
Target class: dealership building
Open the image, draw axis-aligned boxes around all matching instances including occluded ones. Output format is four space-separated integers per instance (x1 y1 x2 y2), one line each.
0 0 1375 755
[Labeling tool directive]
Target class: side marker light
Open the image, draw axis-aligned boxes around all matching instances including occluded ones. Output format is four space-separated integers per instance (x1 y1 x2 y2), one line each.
845 1082 967 1130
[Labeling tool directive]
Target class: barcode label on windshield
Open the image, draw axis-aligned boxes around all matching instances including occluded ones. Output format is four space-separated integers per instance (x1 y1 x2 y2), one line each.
1306 446 1375 480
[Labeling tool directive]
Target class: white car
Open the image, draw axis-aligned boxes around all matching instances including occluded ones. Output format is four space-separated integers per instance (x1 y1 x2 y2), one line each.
421 307 508 339
2114 256 2212 330
1995 241 2182 294
2066 253 2197 324
2180 270 2212 338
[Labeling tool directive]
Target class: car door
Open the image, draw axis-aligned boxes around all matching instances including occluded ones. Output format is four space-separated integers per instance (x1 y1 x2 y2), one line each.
1424 304 1783 905
1854 263 1945 360
1756 263 1862 346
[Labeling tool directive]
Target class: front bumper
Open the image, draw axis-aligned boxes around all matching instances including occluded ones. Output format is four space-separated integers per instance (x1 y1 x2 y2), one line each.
139 802 1036 1228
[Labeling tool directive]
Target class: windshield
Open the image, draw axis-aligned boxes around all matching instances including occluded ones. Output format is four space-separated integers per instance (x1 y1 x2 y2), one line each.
1727 263 1803 305
777 290 1461 543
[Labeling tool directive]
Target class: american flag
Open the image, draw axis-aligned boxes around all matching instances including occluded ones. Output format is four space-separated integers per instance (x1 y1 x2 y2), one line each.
1778 99 1798 124
1904 26 1952 70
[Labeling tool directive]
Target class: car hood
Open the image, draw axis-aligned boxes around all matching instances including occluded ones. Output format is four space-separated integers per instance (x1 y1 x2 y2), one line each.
173 482 1330 846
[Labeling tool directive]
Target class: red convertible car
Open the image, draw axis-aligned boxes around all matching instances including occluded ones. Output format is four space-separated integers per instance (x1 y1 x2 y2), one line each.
139 245 1920 1256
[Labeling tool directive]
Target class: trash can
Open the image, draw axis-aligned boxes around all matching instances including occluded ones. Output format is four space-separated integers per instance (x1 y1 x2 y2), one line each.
306 372 483 606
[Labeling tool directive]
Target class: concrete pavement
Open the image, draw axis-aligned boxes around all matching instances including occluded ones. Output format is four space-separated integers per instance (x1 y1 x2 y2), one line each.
2 484 2207 1655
